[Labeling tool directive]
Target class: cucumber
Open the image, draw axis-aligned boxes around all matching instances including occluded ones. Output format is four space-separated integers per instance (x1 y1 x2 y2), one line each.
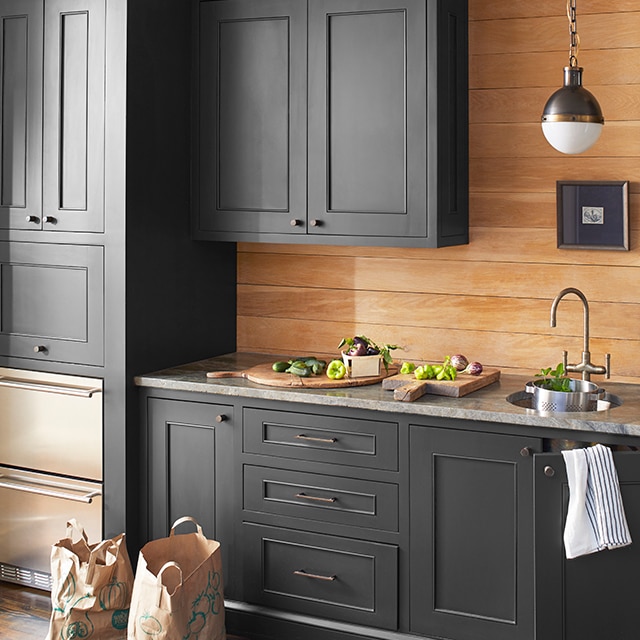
272 361 290 373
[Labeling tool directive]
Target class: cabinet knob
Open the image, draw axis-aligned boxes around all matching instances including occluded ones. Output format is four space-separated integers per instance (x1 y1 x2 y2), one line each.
290 219 301 227
520 447 531 457
215 414 226 423
44 215 57 225
544 465 555 477
309 219 321 227
33 345 48 354
26 215 40 224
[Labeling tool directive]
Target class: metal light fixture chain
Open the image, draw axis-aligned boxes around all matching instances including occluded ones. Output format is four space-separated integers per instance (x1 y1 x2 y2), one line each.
567 0 580 67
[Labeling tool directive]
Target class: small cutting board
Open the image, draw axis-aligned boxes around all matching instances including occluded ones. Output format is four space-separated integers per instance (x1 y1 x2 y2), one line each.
207 363 398 389
382 367 501 401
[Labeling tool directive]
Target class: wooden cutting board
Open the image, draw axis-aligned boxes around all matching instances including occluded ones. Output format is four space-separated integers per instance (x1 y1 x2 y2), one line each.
382 367 501 401
207 363 399 389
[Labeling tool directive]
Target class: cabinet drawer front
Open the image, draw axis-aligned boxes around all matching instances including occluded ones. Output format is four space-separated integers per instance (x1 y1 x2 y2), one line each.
244 465 398 531
0 242 103 365
243 408 398 470
243 523 398 629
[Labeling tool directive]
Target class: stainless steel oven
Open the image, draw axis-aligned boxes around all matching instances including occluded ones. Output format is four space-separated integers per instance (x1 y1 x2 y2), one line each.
0 368 103 590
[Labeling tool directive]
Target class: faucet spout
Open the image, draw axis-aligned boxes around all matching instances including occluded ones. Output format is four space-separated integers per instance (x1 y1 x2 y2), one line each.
550 287 589 353
549 287 610 382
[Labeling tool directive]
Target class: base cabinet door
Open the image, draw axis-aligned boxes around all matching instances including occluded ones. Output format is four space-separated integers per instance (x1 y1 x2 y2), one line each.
146 398 235 592
534 451 640 640
409 426 540 640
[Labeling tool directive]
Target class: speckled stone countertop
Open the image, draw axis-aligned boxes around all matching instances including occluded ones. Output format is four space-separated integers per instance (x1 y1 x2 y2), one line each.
135 352 640 438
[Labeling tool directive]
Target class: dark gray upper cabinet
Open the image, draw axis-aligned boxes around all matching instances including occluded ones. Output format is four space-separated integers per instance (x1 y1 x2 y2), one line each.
0 0 105 233
195 0 468 247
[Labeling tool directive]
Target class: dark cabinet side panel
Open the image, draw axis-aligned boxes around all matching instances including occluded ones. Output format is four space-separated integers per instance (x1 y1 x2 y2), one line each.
0 0 43 229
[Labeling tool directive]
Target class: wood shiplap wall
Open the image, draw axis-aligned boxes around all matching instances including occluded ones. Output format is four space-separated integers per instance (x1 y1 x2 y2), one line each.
237 0 640 383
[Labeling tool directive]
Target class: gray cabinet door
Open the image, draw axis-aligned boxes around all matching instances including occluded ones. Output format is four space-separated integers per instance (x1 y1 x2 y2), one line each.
146 398 235 592
410 426 540 640
0 0 43 231
307 0 426 237
43 0 105 233
535 451 640 640
0 242 104 365
197 0 307 236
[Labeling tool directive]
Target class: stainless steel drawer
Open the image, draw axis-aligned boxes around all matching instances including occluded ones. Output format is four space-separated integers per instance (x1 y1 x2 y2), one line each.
242 523 398 629
243 465 398 532
243 408 398 470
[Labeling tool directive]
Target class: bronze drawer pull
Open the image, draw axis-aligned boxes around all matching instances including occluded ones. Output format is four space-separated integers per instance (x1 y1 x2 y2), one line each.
294 492 337 503
294 434 337 444
293 569 336 582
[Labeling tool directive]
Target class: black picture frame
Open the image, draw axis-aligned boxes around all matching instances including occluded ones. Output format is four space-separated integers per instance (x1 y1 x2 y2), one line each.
557 180 629 250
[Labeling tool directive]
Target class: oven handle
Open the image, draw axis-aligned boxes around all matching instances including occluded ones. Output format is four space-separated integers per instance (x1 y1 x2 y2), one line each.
0 477 101 504
0 376 101 398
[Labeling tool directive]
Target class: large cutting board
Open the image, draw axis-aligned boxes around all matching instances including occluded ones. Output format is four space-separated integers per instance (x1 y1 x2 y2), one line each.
382 367 500 401
207 363 398 389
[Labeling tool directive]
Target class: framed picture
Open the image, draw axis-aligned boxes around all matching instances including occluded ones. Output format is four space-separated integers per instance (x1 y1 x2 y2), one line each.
557 180 629 250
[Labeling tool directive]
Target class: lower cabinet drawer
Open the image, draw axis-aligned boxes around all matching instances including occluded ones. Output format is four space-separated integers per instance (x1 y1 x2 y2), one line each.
243 465 398 532
242 523 398 630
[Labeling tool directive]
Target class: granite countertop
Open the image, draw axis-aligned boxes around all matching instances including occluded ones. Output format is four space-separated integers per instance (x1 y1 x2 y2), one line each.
135 352 640 438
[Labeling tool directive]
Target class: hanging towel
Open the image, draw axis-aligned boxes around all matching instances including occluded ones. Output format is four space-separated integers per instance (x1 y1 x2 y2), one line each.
561 444 632 559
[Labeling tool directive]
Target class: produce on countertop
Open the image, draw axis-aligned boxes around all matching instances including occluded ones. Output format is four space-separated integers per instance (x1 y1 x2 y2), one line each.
272 357 327 377
338 335 400 372
326 360 347 380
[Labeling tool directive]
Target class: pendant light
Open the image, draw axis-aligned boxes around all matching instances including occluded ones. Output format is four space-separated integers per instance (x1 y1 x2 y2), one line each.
541 0 604 154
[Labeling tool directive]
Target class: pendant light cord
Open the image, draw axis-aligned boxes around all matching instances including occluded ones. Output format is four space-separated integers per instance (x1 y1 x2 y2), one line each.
567 0 580 67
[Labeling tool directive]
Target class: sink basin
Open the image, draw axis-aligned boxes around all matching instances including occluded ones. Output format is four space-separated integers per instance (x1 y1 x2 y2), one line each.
506 389 623 413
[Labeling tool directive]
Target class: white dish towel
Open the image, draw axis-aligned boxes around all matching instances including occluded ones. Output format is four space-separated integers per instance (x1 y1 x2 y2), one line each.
561 444 632 559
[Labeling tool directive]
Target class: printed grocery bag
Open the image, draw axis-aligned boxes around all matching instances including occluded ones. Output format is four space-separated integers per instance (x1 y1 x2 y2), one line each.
128 516 225 640
46 519 134 640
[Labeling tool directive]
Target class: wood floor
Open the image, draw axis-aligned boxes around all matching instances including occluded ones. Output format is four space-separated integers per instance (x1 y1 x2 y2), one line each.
0 581 51 639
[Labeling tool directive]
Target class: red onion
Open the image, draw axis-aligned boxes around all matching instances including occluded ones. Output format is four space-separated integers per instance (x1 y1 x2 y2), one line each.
450 354 469 371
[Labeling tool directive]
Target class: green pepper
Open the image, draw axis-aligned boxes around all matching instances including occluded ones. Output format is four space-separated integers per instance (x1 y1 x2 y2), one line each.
414 365 429 380
400 362 416 375
326 360 347 380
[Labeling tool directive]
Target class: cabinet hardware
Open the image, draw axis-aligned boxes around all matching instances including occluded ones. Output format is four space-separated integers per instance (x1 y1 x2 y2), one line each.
520 447 532 457
44 215 57 224
290 219 301 227
293 569 336 582
544 465 555 477
26 215 40 224
0 476 101 504
294 492 337 503
0 376 101 398
294 434 337 444
309 219 321 227
215 414 226 423
33 345 48 354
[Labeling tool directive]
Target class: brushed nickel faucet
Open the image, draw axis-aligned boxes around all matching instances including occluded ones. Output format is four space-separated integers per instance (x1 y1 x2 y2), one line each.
550 287 610 382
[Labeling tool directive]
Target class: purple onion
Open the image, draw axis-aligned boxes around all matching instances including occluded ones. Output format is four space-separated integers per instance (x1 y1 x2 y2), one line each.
463 361 483 375
450 354 469 371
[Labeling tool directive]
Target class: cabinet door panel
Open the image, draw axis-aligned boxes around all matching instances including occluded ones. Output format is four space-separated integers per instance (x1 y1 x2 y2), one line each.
43 0 105 232
308 0 426 237
198 0 306 235
0 242 103 365
410 426 539 640
0 0 43 230
535 451 640 640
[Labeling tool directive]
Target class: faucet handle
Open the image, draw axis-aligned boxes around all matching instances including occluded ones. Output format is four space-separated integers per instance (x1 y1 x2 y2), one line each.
561 350 569 371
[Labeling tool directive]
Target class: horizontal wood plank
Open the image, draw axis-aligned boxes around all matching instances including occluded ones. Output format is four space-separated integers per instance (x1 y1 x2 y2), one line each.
470 1 640 21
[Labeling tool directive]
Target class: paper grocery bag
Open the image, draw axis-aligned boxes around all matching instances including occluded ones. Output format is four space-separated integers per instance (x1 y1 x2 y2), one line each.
128 516 226 640
46 519 134 640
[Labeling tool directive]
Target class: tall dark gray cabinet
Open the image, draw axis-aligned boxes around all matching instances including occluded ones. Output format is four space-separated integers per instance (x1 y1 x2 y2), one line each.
0 0 235 553
195 0 468 247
